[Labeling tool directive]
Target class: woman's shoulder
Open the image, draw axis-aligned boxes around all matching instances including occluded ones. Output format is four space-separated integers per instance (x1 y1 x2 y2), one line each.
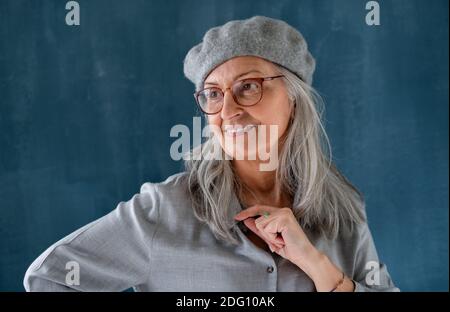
138 171 202 226
137 171 191 212
140 171 189 195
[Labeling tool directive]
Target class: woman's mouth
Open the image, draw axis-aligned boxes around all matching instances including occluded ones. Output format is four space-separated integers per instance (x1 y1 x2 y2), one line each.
223 124 257 136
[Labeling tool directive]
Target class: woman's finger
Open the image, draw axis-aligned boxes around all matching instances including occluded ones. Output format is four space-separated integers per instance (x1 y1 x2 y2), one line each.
263 220 286 244
267 241 282 253
234 204 279 221
255 215 285 245
243 218 284 248
254 218 284 245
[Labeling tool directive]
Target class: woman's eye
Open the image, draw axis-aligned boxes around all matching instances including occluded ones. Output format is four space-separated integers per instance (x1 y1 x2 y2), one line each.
207 90 220 99
240 82 260 93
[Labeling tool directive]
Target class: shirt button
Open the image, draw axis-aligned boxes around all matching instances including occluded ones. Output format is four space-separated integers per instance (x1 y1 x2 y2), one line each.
266 266 274 273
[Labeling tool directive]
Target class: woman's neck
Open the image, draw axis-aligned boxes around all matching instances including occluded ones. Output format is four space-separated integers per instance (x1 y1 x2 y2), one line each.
232 159 291 208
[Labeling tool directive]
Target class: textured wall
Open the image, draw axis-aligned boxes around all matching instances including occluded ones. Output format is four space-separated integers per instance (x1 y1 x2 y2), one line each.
0 0 448 291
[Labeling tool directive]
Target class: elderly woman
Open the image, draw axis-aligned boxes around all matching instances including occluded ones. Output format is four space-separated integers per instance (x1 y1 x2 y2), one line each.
24 16 399 292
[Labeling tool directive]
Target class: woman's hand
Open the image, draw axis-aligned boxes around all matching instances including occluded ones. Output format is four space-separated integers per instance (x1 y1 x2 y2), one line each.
234 204 355 292
234 204 320 270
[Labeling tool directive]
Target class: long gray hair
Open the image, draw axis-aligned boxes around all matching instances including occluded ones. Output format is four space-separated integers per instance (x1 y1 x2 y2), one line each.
185 64 366 245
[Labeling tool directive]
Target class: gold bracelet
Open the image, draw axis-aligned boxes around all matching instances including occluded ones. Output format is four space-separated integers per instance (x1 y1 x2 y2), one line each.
329 271 345 292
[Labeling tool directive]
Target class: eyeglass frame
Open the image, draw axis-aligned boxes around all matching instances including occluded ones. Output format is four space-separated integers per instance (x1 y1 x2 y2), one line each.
193 75 285 115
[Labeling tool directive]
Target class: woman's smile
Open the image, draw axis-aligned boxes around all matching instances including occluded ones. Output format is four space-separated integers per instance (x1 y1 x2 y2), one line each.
223 124 258 137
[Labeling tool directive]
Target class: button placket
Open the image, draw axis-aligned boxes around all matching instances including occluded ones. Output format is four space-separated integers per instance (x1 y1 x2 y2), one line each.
232 194 278 291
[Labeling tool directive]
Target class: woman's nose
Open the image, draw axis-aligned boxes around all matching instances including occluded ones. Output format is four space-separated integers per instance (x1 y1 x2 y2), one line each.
220 90 243 120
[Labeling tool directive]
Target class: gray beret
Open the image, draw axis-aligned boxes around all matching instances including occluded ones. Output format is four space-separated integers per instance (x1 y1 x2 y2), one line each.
183 15 316 91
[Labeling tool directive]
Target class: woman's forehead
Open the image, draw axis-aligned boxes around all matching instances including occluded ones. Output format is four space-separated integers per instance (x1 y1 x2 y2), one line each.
205 56 275 85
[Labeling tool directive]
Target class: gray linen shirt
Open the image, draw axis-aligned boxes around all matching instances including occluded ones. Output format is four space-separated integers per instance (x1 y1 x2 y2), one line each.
23 172 399 292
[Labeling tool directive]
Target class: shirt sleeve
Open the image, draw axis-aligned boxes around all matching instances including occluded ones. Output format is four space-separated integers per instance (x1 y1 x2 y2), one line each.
352 222 400 292
23 182 159 292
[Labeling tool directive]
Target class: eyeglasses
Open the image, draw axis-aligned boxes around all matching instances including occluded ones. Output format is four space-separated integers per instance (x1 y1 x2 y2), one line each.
193 75 285 115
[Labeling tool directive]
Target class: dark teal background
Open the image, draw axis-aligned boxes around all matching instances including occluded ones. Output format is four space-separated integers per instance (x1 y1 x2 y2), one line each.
0 0 448 291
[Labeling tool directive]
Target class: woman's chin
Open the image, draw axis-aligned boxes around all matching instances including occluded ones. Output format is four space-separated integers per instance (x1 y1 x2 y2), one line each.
224 147 258 161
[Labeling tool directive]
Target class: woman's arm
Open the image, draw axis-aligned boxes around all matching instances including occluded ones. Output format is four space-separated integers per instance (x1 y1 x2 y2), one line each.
295 248 355 292
23 183 159 291
234 205 400 292
293 221 400 292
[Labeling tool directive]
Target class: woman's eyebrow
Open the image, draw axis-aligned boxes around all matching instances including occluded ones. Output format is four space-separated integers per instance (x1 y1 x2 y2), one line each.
204 70 264 86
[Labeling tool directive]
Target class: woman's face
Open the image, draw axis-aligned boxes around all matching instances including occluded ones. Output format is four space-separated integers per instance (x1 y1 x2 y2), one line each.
204 56 293 163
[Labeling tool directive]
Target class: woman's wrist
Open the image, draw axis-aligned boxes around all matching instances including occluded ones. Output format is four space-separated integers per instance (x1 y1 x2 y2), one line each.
292 245 325 278
293 248 355 292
